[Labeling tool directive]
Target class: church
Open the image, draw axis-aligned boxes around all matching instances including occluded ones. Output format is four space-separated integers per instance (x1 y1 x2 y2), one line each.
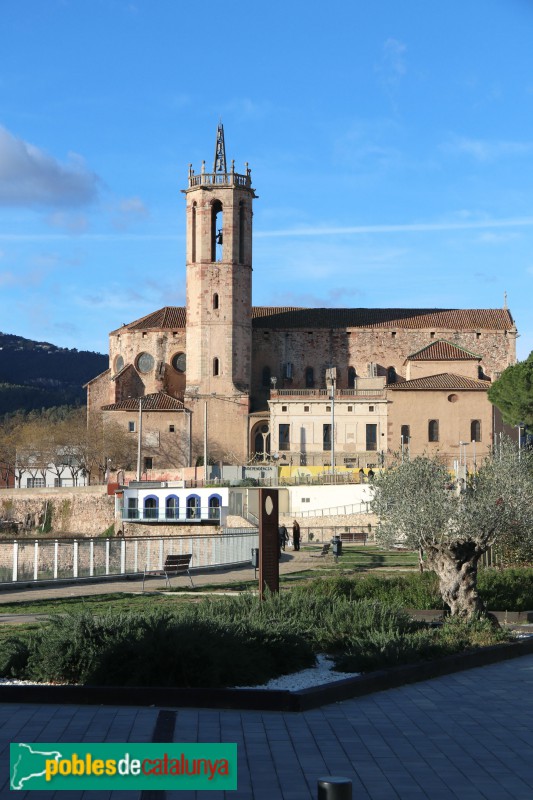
86 125 517 475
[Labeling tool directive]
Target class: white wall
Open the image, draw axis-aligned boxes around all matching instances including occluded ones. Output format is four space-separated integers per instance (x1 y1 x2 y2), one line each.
287 483 373 515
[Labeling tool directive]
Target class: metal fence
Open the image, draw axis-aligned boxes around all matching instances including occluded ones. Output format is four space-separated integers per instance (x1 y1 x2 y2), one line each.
0 529 259 585
300 525 374 544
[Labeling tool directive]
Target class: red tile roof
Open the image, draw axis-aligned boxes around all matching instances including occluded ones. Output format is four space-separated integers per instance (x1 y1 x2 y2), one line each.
251 307 514 330
388 373 490 391
111 307 186 333
114 306 514 333
407 340 481 361
101 392 185 411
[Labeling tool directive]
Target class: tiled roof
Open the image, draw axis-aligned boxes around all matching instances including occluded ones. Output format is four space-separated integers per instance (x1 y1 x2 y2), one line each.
112 307 186 333
388 373 490 391
250 307 514 330
114 306 514 333
101 392 185 411
407 340 481 361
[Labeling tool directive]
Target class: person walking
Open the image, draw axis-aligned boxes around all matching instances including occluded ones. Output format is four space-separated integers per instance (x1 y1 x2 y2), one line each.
278 524 288 558
292 520 301 551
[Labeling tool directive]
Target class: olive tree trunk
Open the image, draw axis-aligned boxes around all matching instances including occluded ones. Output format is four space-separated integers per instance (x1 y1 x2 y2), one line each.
426 540 486 618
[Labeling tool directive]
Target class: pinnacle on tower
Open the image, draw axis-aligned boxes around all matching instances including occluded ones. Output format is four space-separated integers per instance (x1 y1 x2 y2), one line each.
213 123 227 174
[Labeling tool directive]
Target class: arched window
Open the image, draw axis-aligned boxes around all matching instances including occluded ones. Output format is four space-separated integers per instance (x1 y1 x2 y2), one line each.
305 367 314 388
208 494 222 520
471 420 481 442
477 365 484 380
213 293 219 310
191 202 197 262
262 365 271 387
165 495 179 520
186 494 201 519
211 200 223 262
428 420 439 443
144 496 158 520
348 367 357 388
213 357 220 376
239 201 245 264
401 425 410 444
387 366 397 384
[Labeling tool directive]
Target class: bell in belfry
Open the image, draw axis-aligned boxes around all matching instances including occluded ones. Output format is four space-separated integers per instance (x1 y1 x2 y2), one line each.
216 229 223 245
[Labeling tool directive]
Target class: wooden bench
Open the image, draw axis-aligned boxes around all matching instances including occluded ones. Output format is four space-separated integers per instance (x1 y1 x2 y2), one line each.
340 532 368 544
142 554 194 591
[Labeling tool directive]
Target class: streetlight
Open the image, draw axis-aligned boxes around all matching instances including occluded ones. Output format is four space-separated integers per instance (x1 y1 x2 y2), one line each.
136 396 143 482
326 367 336 483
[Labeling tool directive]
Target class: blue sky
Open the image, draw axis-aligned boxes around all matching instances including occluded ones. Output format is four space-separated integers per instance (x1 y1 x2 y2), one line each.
1 0 532 359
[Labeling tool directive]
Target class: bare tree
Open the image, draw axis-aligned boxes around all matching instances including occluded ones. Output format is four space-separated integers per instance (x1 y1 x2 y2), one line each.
371 444 533 618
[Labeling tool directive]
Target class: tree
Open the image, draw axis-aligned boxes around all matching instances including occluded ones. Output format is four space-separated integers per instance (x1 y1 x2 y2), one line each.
371 445 533 618
488 352 533 429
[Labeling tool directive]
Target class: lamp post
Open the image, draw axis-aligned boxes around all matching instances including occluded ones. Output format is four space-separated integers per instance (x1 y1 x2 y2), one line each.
326 368 336 483
136 396 143 482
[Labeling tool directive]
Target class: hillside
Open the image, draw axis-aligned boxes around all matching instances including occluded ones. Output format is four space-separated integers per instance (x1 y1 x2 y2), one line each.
0 332 108 415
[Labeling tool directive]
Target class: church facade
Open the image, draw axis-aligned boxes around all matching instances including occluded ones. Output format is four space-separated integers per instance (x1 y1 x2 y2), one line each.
86 126 517 475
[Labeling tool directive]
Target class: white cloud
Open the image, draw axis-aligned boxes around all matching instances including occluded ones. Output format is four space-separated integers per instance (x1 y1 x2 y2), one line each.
375 38 407 88
0 125 100 208
111 195 149 230
256 216 533 238
445 135 533 162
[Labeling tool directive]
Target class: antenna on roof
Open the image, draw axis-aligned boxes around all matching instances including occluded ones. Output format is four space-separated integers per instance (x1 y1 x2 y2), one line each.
503 290 508 310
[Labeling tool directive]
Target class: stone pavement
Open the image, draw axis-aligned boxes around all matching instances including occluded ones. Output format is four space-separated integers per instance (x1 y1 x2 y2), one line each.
2 562 533 798
1 653 533 799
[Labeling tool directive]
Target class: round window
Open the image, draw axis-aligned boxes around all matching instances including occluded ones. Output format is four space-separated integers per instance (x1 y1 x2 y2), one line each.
448 394 458 403
114 355 124 373
137 352 154 374
172 352 187 373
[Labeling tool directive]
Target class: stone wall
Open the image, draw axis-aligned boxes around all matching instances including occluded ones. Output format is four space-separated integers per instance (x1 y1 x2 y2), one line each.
0 487 115 536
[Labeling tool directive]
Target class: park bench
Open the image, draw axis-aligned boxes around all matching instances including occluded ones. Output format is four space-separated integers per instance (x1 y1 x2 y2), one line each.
142 554 194 591
340 531 367 544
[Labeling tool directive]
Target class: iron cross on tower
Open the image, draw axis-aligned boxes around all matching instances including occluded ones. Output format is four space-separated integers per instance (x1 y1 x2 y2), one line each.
213 122 227 174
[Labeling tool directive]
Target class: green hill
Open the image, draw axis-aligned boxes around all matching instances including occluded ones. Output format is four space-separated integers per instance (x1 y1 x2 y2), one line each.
0 332 108 415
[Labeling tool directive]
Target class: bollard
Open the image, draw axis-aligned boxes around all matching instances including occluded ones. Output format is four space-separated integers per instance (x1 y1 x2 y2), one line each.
317 775 352 799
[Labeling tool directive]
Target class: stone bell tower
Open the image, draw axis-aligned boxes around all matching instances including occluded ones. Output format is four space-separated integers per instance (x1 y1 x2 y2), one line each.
183 124 256 462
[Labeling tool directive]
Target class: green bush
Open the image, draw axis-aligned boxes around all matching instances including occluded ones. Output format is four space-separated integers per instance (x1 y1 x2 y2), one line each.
17 607 315 688
334 616 509 673
477 568 533 611
294 573 442 609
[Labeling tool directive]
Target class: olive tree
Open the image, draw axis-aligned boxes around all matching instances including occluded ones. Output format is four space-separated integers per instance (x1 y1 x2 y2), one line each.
371 445 533 617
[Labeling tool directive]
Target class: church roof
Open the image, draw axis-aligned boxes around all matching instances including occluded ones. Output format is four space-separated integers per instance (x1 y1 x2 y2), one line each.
407 340 482 361
101 392 185 411
250 307 514 330
388 373 490 391
111 307 186 333
115 306 514 333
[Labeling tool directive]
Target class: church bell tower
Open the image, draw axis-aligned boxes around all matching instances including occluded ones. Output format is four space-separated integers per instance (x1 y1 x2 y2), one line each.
183 124 256 399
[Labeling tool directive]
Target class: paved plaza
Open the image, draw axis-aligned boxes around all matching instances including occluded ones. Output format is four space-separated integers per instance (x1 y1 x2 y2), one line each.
1 568 533 798
1 653 533 799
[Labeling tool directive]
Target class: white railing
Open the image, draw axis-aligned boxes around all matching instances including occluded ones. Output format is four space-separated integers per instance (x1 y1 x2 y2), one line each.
294 501 372 518
0 530 259 585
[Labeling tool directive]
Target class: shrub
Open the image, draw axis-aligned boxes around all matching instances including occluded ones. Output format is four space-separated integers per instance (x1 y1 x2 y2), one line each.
334 616 509 673
17 608 315 688
477 568 533 611
294 573 442 609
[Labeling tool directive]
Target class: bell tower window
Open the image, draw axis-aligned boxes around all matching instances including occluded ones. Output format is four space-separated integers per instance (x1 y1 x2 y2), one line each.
213 357 220 376
239 201 245 264
191 202 197 262
211 200 223 262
